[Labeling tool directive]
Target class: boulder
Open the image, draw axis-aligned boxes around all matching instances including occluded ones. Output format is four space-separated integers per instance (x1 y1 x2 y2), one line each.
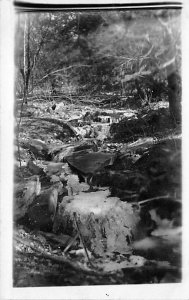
27 160 46 176
28 182 63 231
133 138 181 198
65 151 115 181
22 138 51 160
14 175 41 221
49 140 98 162
44 162 67 177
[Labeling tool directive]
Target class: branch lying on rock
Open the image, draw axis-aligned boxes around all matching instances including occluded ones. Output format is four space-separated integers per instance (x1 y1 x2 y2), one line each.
138 195 181 206
73 212 94 268
14 236 108 276
35 117 79 139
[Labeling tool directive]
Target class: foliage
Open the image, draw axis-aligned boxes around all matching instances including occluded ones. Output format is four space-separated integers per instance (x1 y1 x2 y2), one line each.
15 10 181 98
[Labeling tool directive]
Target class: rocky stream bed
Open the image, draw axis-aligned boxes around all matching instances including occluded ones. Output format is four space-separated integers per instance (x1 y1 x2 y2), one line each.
14 99 181 286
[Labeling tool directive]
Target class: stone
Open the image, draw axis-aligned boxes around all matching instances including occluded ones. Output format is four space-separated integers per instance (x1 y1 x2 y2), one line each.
28 182 63 231
14 175 41 221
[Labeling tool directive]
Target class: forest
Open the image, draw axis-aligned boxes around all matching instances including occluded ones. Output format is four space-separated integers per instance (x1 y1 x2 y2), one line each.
14 8 182 286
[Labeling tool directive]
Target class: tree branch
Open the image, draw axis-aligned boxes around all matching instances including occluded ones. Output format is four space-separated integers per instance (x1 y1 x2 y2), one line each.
39 65 92 82
117 55 176 84
14 236 108 276
157 16 171 35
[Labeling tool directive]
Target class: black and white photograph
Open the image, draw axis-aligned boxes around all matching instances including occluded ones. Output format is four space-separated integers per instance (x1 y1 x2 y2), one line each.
0 0 189 298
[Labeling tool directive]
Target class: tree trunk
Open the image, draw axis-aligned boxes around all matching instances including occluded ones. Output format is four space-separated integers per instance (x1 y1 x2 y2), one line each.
167 71 181 124
157 16 181 124
22 15 31 104
53 189 140 257
135 79 145 100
